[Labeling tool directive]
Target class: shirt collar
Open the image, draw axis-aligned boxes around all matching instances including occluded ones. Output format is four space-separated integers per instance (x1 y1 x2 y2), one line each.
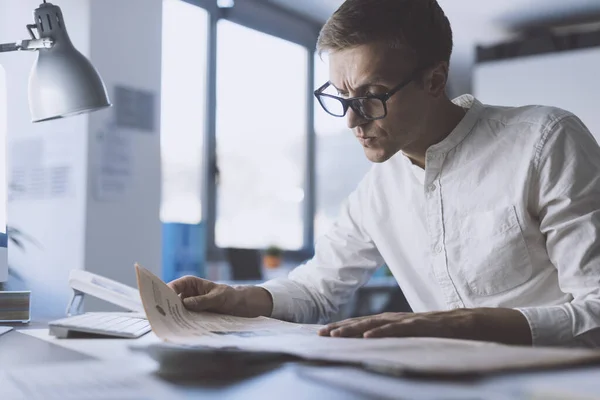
427 94 484 154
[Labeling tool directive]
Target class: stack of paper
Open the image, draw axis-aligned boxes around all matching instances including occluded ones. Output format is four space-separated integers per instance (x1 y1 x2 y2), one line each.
0 291 30 322
134 264 600 378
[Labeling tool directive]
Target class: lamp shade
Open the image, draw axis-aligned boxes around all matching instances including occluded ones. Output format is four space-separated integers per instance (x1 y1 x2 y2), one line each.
28 2 110 122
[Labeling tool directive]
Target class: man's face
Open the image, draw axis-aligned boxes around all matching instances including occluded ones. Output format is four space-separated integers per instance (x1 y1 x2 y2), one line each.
329 42 432 163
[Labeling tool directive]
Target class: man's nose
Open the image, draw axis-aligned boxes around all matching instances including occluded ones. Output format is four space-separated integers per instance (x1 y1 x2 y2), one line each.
346 106 368 129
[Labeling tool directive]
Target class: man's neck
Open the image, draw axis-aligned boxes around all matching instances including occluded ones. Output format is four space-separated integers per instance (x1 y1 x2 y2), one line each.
403 100 467 169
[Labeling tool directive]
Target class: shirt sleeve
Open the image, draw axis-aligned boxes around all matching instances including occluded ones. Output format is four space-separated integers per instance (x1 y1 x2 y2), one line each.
258 170 385 324
517 115 600 347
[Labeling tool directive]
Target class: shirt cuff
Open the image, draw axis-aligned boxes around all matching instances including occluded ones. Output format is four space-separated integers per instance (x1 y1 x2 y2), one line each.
256 279 295 321
515 306 572 346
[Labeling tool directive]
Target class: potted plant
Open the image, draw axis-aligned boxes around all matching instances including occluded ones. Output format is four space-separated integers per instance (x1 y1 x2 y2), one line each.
0 184 39 291
0 226 39 291
263 245 283 269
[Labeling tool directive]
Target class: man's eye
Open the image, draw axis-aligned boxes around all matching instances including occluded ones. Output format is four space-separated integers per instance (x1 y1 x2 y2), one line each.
366 90 384 97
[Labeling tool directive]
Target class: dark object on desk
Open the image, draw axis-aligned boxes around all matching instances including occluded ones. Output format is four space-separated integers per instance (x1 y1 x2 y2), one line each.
0 291 31 323
226 248 263 281
137 343 297 381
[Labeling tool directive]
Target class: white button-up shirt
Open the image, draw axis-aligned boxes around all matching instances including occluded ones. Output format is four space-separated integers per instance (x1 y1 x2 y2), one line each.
260 95 600 347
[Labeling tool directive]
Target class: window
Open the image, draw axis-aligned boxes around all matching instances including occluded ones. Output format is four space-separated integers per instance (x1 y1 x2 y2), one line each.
160 0 208 224
314 55 372 239
215 20 308 250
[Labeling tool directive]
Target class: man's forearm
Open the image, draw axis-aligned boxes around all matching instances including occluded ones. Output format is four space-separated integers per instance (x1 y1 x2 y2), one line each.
320 307 533 344
473 308 532 345
234 286 274 318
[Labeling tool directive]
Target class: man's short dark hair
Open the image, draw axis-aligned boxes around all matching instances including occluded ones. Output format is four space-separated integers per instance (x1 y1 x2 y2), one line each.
317 0 453 68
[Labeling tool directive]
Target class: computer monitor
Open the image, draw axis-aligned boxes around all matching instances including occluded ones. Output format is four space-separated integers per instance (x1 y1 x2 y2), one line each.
0 66 7 283
225 248 263 281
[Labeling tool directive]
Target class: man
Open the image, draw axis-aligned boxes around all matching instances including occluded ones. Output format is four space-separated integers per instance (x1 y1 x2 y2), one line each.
169 0 600 347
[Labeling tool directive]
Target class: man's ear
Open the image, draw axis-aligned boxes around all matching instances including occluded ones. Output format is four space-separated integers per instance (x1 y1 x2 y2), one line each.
425 62 449 98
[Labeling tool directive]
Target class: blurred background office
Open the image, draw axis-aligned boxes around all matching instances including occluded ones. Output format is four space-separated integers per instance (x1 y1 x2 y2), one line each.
1 0 599 319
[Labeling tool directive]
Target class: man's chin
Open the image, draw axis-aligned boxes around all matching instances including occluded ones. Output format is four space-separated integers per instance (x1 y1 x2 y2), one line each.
364 146 394 163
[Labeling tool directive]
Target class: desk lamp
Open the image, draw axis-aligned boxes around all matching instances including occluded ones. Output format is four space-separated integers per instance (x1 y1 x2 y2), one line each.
0 1 110 321
0 0 111 121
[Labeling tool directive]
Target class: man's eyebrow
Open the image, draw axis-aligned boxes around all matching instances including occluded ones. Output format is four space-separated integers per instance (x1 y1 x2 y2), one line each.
331 77 388 93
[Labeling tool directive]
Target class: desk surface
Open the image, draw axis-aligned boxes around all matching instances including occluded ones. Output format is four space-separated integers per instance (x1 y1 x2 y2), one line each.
0 326 367 399
2 322 600 400
0 329 90 367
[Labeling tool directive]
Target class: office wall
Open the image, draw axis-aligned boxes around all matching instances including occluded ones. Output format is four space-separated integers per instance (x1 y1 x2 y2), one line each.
474 47 600 143
0 0 162 314
84 0 162 311
0 0 91 315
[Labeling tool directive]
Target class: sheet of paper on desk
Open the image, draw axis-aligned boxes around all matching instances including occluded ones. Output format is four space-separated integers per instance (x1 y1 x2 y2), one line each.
134 264 322 344
0 326 12 336
0 360 175 400
135 264 600 377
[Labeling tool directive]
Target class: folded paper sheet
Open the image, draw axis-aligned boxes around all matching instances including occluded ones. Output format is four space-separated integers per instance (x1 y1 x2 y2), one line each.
135 264 600 377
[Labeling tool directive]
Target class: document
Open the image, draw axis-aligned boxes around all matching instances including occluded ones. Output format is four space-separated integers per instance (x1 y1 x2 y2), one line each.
0 327 12 337
135 264 600 378
135 264 322 345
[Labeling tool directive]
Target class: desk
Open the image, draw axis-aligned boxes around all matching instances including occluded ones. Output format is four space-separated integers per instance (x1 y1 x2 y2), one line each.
2 322 600 399
0 324 366 399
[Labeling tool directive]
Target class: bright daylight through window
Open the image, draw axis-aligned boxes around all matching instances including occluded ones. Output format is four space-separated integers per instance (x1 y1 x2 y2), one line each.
314 55 372 239
215 20 308 250
160 0 208 225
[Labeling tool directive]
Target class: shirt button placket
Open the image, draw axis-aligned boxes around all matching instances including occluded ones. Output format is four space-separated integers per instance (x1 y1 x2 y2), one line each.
425 153 464 308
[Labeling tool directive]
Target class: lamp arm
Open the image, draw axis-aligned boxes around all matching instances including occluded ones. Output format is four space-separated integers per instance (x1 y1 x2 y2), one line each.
0 38 54 53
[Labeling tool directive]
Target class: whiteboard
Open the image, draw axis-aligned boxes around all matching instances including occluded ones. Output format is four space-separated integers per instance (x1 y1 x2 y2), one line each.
474 47 600 143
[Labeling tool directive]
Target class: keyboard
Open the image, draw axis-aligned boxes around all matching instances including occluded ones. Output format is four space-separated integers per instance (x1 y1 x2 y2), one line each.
49 312 151 339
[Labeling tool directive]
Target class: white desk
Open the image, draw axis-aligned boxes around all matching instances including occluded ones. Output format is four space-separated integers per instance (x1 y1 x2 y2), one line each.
2 326 600 400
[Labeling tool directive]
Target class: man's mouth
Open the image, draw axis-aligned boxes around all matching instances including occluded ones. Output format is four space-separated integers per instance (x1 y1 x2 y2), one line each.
357 136 378 146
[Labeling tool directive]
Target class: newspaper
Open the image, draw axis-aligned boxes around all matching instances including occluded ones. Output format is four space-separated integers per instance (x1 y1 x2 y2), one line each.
135 264 322 345
135 264 600 377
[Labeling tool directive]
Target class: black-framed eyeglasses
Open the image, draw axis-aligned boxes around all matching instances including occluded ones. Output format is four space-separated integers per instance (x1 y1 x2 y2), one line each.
314 69 421 121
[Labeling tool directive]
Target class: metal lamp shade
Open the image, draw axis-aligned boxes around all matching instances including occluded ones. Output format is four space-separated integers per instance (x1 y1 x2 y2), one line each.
27 2 111 122
29 47 111 122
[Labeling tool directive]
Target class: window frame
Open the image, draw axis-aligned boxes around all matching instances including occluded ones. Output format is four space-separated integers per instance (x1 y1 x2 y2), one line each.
181 0 320 263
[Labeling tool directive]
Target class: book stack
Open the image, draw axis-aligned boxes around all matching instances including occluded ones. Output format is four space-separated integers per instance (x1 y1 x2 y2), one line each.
0 291 31 323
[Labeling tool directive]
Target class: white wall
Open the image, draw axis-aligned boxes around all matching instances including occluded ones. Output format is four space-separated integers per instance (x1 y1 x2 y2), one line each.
474 47 600 143
0 0 162 315
84 0 162 311
0 0 91 315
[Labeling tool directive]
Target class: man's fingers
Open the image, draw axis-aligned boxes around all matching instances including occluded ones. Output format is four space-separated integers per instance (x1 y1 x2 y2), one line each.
167 276 192 294
363 321 417 338
327 319 388 337
182 292 225 312
318 316 373 336
330 319 384 337
167 276 209 297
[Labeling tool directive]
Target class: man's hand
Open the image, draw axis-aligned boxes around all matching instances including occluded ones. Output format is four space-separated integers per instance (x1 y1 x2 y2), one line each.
167 276 273 318
318 308 533 345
